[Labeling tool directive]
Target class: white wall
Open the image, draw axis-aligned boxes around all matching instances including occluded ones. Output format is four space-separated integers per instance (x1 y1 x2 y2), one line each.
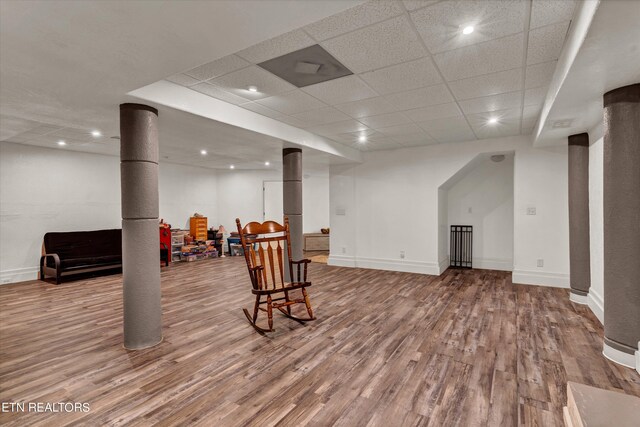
217 166 329 235
328 135 570 287
0 142 218 283
446 155 514 271
588 137 604 323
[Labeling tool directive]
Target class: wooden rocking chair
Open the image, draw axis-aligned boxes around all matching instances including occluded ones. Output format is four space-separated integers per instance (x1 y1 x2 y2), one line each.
236 217 315 333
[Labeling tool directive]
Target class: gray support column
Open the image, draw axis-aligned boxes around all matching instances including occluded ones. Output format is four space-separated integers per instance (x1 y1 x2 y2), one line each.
568 133 591 304
120 103 162 350
602 83 640 367
283 148 303 282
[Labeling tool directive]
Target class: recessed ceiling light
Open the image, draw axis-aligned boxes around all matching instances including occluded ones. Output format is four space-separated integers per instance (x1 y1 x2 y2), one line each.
200 149 207 155
91 130 101 137
358 135 367 143
488 117 499 125
248 85 258 92
463 26 474 35
57 140 66 146
230 165 235 169
264 161 270 166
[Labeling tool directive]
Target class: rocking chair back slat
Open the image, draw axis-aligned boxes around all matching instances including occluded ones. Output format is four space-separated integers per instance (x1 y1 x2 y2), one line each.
236 217 292 291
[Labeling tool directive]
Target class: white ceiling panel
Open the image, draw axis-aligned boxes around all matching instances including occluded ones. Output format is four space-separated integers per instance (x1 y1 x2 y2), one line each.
458 91 522 115
185 55 250 81
303 0 404 41
525 60 556 89
383 84 454 110
334 96 399 118
239 101 284 119
209 66 295 100
236 29 315 63
527 21 570 65
360 57 442 94
190 83 250 105
358 112 412 129
402 1 441 12
166 74 201 87
524 86 547 106
530 0 576 29
256 90 326 115
393 131 436 144
466 107 521 129
377 122 425 136
448 68 523 100
416 116 477 143
306 119 369 136
434 33 524 81
410 0 526 54
321 16 426 73
274 114 309 128
301 75 378 105
290 106 352 126
403 102 462 122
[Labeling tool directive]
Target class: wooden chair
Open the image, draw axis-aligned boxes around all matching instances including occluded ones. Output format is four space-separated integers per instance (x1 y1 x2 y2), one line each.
236 217 315 332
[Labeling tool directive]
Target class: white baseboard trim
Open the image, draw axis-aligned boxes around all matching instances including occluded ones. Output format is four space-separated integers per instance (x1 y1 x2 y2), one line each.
603 343 636 369
511 270 569 288
327 255 356 268
0 266 39 285
355 257 439 275
569 292 589 305
438 257 449 275
473 258 513 272
588 289 604 325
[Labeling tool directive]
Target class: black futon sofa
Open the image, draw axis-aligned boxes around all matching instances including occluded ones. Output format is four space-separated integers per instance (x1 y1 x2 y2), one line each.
40 229 122 284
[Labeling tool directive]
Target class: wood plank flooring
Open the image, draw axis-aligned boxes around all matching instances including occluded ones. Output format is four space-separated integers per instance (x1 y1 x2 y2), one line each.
1 258 639 426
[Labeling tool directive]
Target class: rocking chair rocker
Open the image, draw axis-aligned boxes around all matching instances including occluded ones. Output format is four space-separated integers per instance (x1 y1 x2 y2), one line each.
236 217 315 333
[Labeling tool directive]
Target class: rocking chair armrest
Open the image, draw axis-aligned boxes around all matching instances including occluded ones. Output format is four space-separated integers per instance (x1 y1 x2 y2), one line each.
248 265 264 290
289 259 311 283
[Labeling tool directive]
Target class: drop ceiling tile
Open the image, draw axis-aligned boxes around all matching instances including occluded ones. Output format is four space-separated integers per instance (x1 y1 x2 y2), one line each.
473 123 521 140
458 91 522 115
524 86 547 106
525 61 556 89
275 115 309 128
416 116 477 143
30 124 64 135
402 0 440 12
185 55 250 81
527 21 570 65
360 57 442 95
383 84 454 110
236 29 315 64
448 68 523 100
290 107 352 126
304 0 404 41
401 139 439 148
530 0 576 29
521 125 535 135
306 120 369 136
166 74 201 87
256 90 326 115
410 0 526 54
239 102 285 119
190 83 250 105
335 96 399 118
434 33 524 81
321 16 426 73
393 131 435 145
358 112 412 129
377 123 425 136
466 108 521 138
404 102 462 122
210 66 296 100
302 75 378 105
523 104 543 121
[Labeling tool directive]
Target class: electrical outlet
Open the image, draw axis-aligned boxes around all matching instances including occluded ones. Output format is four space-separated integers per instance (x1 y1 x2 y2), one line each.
537 259 544 267
400 251 405 259
468 207 472 214
527 206 537 215
341 247 346 254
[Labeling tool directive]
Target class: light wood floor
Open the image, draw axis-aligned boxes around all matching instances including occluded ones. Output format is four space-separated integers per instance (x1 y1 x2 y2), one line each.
1 258 639 426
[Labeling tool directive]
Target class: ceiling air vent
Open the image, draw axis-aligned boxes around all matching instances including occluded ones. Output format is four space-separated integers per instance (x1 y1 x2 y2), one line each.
257 44 353 88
